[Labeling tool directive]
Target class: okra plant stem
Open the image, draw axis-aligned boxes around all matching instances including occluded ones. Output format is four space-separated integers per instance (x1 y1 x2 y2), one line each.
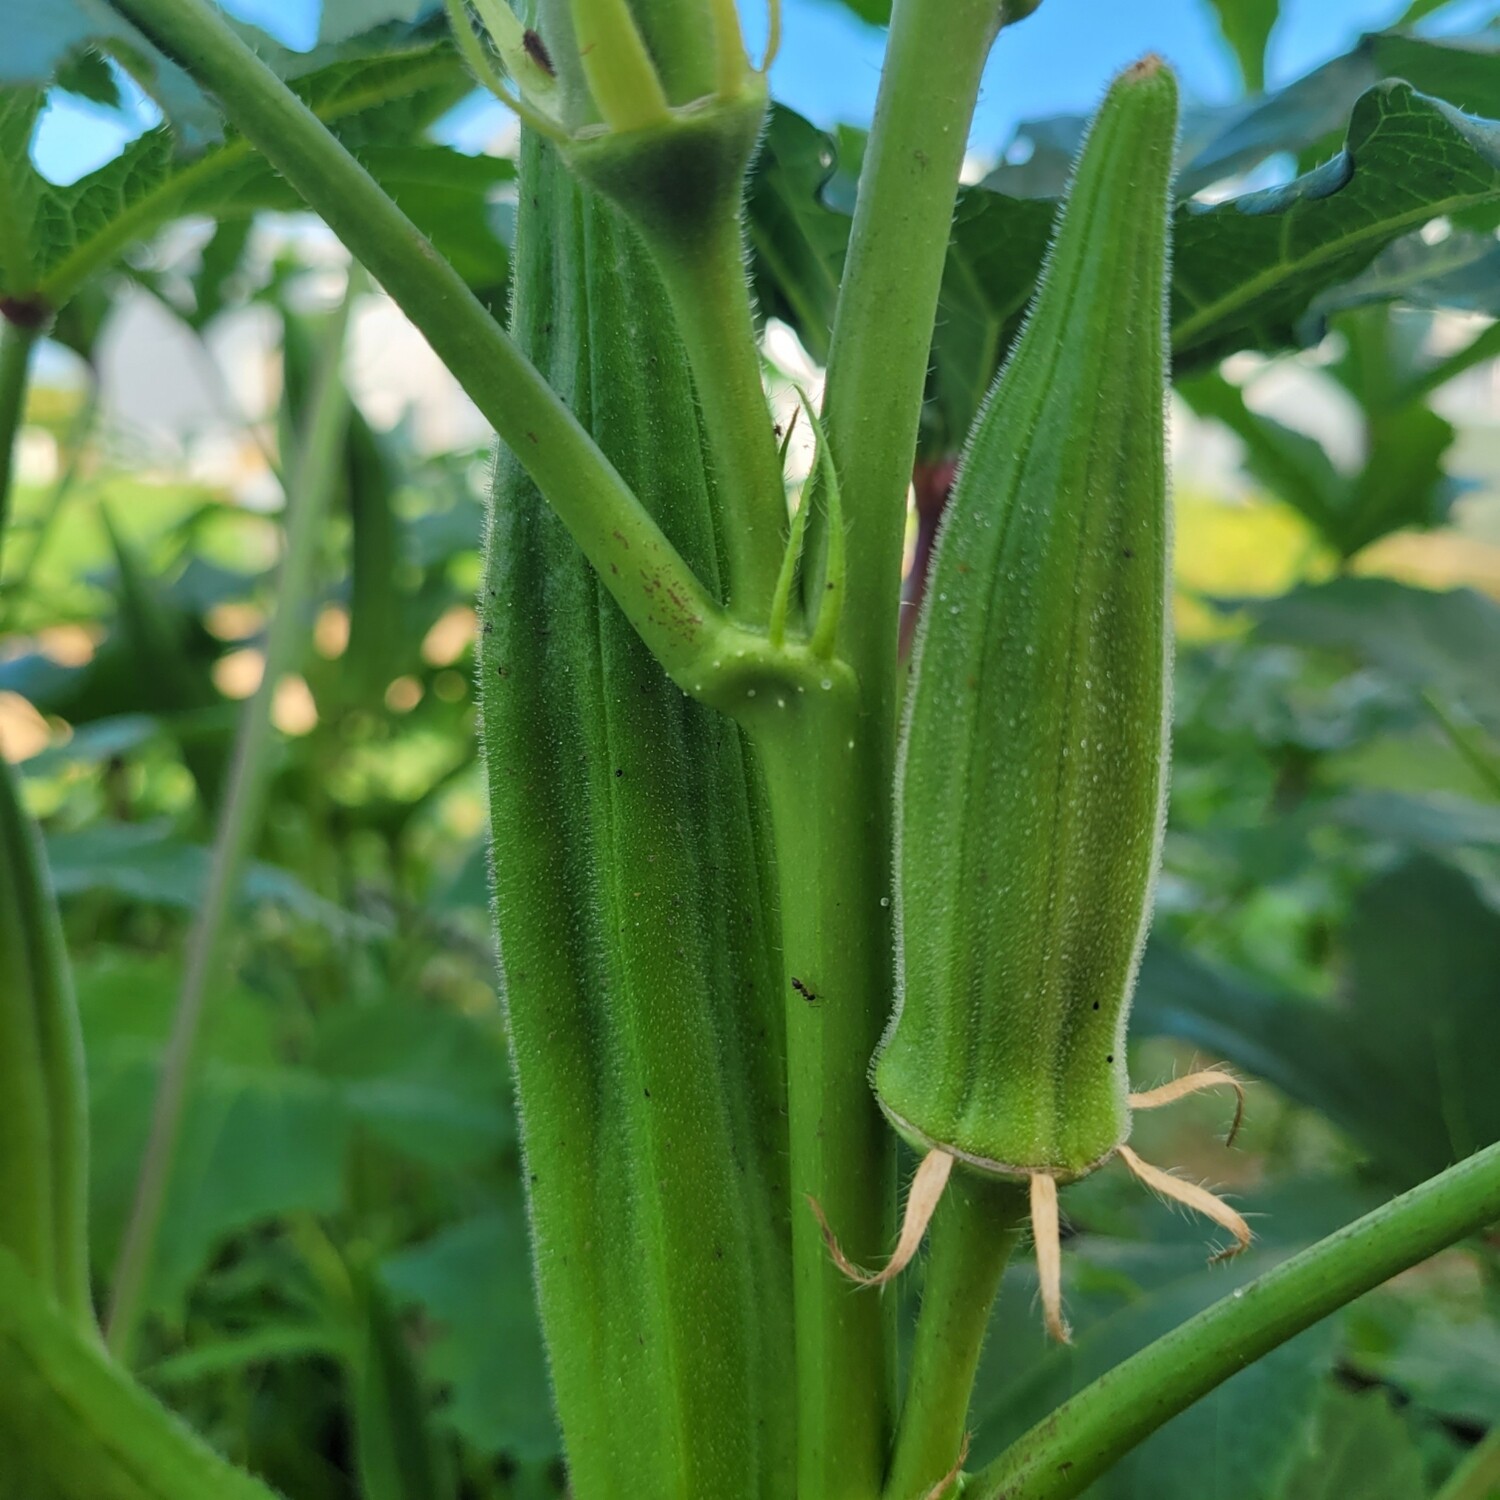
0 319 38 575
968 1139 1500 1500
103 0 728 690
0 1246 281 1500
756 705 899 1500
821 0 1006 707
645 216 788 618
105 275 356 1360
882 1176 1028 1500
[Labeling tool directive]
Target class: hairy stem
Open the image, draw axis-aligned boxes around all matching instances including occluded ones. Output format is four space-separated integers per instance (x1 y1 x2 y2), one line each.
883 1176 1028 1500
104 277 356 1360
103 0 726 688
757 701 898 1500
821 0 1005 708
0 319 39 574
968 1140 1500 1500
646 216 787 619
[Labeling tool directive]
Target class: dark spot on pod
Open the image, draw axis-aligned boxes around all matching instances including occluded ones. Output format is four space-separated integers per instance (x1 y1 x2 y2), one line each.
615 768 624 777
791 976 820 1005
1106 1054 1114 1063
1092 1001 1100 1010
1121 548 1135 559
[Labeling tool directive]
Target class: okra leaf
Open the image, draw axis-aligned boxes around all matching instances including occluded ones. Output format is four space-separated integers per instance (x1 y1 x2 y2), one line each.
380 1198 560 1466
1136 855 1500 1188
969 1237 1341 1492
1344 1292 1500 1428
44 820 371 937
1248 578 1500 738
309 1001 515 1171
0 35 471 316
747 106 849 364
77 952 351 1321
1306 228 1500 320
1275 1388 1427 1500
750 79 1500 455
1171 82 1500 370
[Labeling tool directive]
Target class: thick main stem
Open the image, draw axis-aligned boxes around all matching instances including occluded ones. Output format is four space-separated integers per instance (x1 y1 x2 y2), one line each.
104 280 355 1360
0 319 39 576
969 1139 1500 1500
757 701 897 1500
883 1175 1028 1500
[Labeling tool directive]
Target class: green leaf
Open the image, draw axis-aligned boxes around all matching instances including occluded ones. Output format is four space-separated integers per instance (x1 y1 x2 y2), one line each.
1322 789 1500 851
752 82 1500 455
1309 229 1500 320
1249 579 1500 739
76 952 350 1322
746 106 848 364
1345 1292 1500 1427
1204 0 1278 93
1172 83 1500 370
380 1201 560 1465
310 1001 515 1170
1182 367 1458 558
969 1237 1342 1490
1277 1387 1427 1500
1136 854 1500 1187
0 35 471 315
44 821 368 936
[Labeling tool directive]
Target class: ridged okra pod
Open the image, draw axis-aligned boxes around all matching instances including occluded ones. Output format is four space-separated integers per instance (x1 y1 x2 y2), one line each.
855 59 1248 1340
477 131 795 1497
0 754 91 1332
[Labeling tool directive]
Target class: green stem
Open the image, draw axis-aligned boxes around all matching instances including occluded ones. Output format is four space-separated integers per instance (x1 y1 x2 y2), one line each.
1396 319 1500 408
103 0 726 689
1422 691 1500 800
0 1247 278 1500
883 1176 1028 1500
0 319 39 576
821 0 1005 708
968 1140 1500 1500
756 699 899 1500
103 275 357 1362
646 216 787 619
1435 1422 1500 1500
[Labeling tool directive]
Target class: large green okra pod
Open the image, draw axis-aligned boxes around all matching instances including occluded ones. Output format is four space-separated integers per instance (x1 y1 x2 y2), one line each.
478 133 794 1497
0 754 91 1332
843 59 1247 1340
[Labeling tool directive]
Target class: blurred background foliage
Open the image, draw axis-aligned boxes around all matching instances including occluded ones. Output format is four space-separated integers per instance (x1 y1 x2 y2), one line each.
2 0 1499 1497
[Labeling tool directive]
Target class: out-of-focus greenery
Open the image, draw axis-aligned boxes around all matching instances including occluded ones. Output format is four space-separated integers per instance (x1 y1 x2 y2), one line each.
1 2 1498 1497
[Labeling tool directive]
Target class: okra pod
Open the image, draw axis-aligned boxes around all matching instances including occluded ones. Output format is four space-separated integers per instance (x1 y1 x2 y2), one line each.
834 58 1249 1341
0 753 91 1332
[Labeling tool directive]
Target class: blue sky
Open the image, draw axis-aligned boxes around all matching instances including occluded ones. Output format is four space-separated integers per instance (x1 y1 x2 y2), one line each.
31 0 1496 184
